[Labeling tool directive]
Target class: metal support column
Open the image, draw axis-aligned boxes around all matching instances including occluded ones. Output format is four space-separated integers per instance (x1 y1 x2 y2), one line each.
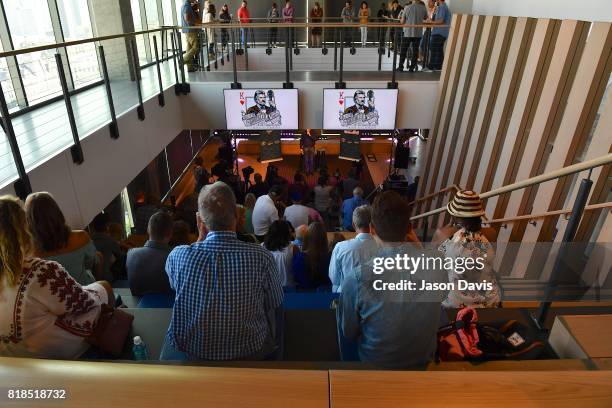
176 29 189 94
0 81 32 199
130 39 146 120
335 29 346 89
333 28 338 71
98 45 119 139
55 53 84 164
153 35 165 107
171 32 181 95
533 177 594 330
230 29 241 89
284 27 293 89
387 29 399 89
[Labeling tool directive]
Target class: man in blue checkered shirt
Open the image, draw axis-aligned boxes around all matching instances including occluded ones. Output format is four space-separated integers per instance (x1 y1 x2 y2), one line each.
161 181 284 360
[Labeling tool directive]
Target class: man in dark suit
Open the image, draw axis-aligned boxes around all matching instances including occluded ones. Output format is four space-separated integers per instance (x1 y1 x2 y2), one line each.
126 211 174 296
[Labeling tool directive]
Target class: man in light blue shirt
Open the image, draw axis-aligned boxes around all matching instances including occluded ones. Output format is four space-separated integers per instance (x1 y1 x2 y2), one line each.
338 191 447 368
329 205 378 292
341 187 369 231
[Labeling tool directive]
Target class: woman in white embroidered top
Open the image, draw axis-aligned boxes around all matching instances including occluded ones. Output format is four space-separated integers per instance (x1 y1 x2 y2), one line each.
0 196 113 359
433 190 501 309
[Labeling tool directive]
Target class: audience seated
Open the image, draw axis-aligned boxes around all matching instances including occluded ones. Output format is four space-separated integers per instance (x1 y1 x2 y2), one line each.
289 172 309 204
161 182 283 361
284 192 310 230
248 173 270 198
435 190 501 308
341 168 360 200
243 193 257 234
307 205 325 225
341 187 369 231
338 191 447 368
252 185 283 241
329 205 378 292
293 224 308 251
329 233 347 253
292 222 331 290
169 220 193 247
126 211 174 297
90 212 123 282
133 194 160 234
0 195 113 359
236 205 258 243
25 192 102 285
263 220 298 287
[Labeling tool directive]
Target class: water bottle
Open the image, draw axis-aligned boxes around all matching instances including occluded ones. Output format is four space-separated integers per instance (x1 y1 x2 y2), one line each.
132 336 149 361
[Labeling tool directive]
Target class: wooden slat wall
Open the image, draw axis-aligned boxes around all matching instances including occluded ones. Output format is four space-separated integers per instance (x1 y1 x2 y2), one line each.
418 15 611 256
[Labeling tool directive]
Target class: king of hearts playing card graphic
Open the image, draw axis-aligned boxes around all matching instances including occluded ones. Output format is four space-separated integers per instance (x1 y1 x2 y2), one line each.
240 90 282 127
338 89 379 127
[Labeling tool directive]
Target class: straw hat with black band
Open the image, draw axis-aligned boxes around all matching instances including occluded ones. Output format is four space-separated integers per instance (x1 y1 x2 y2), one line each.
447 190 485 218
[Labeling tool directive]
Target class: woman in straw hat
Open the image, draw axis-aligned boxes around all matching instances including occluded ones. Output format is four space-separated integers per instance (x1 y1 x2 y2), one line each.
436 190 501 308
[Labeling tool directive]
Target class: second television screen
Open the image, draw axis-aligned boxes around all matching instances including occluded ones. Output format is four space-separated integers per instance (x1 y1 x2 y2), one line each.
224 89 299 130
323 88 398 130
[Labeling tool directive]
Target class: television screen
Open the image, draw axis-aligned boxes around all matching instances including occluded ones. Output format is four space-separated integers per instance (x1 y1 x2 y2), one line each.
224 89 299 130
323 88 398 130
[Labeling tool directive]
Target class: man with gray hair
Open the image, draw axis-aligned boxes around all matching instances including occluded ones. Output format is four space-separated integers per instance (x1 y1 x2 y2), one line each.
162 181 283 361
329 205 378 292
341 186 369 231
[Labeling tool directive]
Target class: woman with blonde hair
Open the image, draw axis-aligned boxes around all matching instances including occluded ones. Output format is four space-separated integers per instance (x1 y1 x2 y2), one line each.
25 192 101 285
0 196 113 359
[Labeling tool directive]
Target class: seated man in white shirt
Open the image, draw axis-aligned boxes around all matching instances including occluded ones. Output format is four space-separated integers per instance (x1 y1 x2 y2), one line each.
252 184 283 241
284 191 310 230
329 205 378 292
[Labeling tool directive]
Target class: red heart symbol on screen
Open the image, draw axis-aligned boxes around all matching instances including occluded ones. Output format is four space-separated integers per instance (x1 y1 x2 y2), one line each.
240 100 245 105
339 99 343 105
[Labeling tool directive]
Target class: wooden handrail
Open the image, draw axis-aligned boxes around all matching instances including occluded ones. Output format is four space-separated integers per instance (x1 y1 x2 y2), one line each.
410 153 612 221
484 202 612 225
410 184 461 206
0 27 169 58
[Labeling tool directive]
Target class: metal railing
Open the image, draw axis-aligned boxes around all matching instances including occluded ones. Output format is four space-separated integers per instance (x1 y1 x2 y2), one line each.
0 26 189 197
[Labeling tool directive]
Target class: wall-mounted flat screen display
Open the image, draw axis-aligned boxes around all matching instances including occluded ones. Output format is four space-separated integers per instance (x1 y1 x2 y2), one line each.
323 88 398 130
224 89 299 130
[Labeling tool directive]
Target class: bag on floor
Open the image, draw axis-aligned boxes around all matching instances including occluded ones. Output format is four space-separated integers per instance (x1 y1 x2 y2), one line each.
437 307 545 361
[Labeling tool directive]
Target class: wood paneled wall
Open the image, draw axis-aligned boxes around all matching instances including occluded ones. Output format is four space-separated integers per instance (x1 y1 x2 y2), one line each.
417 15 611 254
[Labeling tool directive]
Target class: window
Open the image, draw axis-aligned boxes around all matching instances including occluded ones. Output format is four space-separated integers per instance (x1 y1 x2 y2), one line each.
0 42 17 110
57 0 101 87
145 0 161 58
4 0 61 104
163 0 175 25
131 0 150 65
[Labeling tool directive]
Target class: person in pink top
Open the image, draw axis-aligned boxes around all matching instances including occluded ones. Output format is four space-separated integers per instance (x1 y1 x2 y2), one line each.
237 1 251 49
282 0 296 47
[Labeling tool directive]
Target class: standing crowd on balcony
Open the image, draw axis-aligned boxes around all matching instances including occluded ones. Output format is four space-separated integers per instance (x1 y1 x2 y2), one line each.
179 0 451 72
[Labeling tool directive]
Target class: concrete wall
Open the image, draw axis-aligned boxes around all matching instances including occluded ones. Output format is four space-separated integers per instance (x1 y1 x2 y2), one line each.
0 87 184 228
180 79 438 131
